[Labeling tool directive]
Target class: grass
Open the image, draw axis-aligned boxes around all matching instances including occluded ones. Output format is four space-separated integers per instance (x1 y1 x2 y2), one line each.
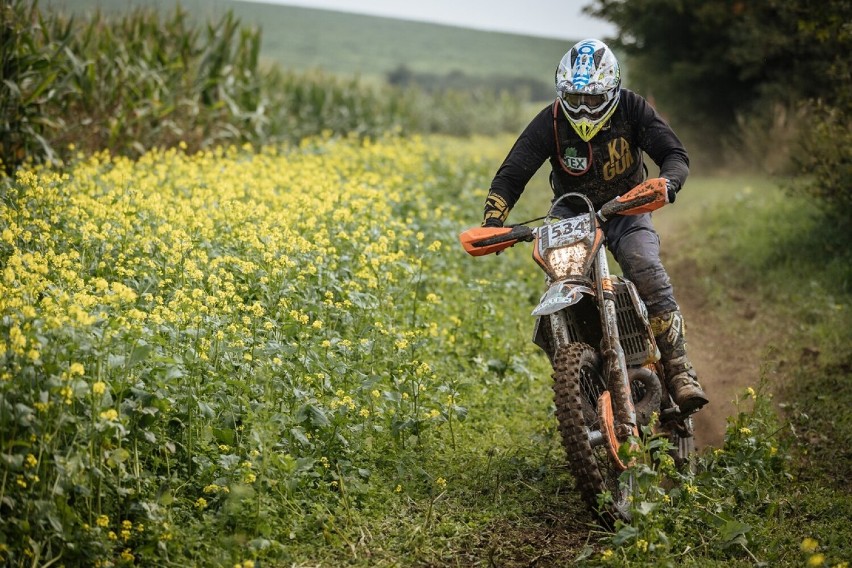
638 175 852 567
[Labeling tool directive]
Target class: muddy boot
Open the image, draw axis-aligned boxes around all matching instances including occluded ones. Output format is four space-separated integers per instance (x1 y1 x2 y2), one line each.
650 310 709 413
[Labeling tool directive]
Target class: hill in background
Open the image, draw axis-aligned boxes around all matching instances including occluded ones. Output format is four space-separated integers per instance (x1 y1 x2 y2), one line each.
45 0 573 94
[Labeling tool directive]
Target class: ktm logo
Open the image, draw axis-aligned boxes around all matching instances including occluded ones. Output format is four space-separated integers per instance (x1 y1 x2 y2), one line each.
602 137 634 180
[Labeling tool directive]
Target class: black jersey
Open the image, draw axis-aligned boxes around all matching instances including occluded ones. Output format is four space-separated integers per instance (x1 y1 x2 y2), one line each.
484 89 689 223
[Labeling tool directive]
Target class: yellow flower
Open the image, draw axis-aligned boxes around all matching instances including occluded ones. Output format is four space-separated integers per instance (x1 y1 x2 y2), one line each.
601 549 614 560
60 385 73 404
745 386 756 399
801 538 819 553
96 514 110 528
92 381 106 395
25 454 37 468
195 497 208 510
120 549 134 562
808 554 825 567
739 427 752 435
99 409 118 421
69 362 85 376
436 477 447 489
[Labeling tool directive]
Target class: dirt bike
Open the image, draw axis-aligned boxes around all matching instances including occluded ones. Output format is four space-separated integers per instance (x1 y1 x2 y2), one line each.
459 178 695 522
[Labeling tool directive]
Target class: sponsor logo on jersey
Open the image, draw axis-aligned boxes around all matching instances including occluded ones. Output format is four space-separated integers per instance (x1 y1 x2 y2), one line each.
562 146 588 172
602 137 634 180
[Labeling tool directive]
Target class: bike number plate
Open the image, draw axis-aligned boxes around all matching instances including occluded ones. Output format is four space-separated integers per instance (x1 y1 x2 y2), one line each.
538 216 591 250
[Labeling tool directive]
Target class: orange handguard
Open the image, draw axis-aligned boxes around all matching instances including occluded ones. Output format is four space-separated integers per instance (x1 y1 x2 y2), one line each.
599 177 669 219
459 226 519 256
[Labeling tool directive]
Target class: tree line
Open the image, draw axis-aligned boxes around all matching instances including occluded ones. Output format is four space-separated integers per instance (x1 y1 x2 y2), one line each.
587 0 850 223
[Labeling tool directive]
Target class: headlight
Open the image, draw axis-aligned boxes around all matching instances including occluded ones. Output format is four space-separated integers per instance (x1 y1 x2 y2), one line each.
541 242 592 280
533 215 599 281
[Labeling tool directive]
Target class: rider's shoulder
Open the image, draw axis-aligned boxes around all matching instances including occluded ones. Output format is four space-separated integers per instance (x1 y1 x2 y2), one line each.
619 88 644 106
618 89 659 119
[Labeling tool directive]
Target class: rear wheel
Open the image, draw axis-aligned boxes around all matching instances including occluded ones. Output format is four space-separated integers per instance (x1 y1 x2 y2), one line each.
552 343 632 523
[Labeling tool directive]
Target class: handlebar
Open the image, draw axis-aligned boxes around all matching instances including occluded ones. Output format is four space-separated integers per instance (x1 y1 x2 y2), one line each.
460 178 670 257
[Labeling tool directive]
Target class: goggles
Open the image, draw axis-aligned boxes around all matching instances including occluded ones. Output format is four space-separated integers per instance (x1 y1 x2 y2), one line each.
560 91 610 112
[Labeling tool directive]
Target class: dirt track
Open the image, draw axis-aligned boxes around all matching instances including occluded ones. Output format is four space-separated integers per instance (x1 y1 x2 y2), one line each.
659 223 767 450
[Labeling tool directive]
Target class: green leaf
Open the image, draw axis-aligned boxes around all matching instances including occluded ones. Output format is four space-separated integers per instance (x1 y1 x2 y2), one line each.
719 520 751 546
107 448 131 467
613 525 639 546
635 500 659 516
129 344 152 366
296 404 329 428
198 401 214 419
290 427 310 446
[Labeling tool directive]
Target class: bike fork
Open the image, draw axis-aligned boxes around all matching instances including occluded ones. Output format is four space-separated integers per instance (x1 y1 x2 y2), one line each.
594 247 637 437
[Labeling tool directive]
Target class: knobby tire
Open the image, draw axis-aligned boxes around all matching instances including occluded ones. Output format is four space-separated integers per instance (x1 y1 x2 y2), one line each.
551 342 631 523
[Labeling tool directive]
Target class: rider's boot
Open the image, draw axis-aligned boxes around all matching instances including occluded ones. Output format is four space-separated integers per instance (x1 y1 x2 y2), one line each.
650 309 709 413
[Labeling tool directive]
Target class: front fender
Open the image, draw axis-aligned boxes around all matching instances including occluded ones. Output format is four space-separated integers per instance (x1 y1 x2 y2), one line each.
531 281 594 316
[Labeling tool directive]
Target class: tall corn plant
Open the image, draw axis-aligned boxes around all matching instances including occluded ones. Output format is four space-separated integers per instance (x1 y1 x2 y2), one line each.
195 11 267 147
56 7 209 155
0 0 72 175
13 5 269 163
2 2 526 174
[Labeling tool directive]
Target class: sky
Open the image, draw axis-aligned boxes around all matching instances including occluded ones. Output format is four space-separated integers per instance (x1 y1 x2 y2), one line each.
235 0 617 40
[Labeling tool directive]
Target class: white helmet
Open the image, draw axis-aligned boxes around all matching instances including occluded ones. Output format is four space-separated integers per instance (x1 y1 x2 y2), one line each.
555 39 621 141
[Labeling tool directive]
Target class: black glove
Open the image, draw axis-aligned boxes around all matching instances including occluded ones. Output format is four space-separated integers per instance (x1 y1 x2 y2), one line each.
482 217 504 228
664 178 678 204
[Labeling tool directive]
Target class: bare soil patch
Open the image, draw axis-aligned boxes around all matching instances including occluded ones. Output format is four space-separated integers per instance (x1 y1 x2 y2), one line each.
665 255 771 450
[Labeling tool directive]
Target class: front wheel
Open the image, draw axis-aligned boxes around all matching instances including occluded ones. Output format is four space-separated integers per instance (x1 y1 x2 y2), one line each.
552 342 631 523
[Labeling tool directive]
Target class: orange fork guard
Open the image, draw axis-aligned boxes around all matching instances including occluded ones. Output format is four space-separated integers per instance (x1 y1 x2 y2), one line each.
459 226 518 256
598 390 639 471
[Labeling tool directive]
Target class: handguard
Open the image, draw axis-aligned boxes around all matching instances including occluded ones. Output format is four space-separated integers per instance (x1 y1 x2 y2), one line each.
598 178 669 220
459 226 531 256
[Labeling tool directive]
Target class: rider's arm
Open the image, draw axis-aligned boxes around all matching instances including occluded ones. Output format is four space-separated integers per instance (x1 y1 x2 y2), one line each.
627 90 690 193
483 106 552 226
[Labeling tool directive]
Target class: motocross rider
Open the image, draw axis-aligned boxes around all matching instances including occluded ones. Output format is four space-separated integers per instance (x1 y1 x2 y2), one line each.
481 38 709 413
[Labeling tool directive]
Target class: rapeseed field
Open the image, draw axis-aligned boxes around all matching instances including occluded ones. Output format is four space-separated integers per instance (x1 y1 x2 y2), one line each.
0 134 542 566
